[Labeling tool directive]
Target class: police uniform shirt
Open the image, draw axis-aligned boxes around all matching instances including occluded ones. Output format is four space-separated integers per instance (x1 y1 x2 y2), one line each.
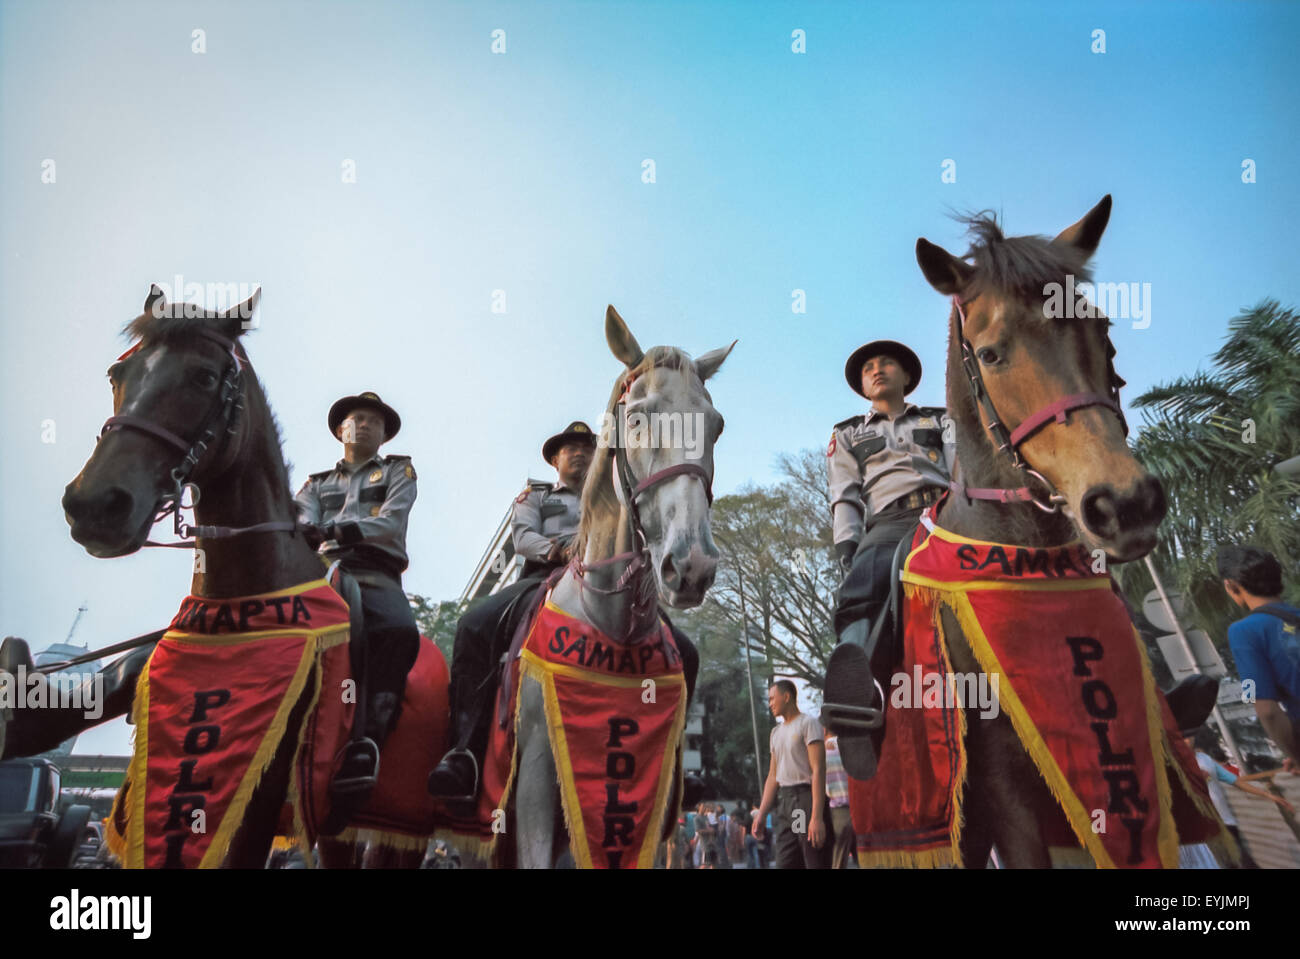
511 479 582 563
294 453 418 573
827 404 956 546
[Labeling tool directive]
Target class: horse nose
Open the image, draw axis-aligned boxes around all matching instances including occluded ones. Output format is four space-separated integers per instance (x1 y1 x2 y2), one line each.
63 482 136 531
660 543 719 597
1079 476 1167 544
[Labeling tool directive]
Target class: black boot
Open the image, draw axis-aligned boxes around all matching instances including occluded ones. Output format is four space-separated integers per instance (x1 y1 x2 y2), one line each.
330 691 400 801
427 710 480 801
821 619 887 781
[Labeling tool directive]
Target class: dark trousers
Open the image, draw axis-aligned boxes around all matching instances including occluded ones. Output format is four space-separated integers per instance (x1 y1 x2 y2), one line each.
774 784 832 869
350 577 420 733
448 572 699 761
833 507 925 637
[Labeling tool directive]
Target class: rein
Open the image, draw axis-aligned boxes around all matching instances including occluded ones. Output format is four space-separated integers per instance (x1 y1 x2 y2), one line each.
570 374 714 629
100 328 295 547
949 294 1128 512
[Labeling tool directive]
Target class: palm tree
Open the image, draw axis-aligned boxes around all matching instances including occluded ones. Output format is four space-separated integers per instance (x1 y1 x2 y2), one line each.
1122 300 1300 645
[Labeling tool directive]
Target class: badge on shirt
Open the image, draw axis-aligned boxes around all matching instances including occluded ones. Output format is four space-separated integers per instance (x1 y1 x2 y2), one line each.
928 450 939 462
368 469 383 483
405 464 416 480
369 506 380 517
920 418 935 428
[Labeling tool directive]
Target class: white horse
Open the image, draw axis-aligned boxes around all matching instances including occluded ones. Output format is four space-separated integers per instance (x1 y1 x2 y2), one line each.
510 306 733 868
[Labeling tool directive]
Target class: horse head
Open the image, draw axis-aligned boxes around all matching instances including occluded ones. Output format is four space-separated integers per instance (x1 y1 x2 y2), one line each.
579 305 734 609
62 284 262 557
916 195 1166 561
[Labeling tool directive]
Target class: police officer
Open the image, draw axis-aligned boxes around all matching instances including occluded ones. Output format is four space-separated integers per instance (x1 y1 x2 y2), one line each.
822 342 954 776
427 421 597 799
294 391 419 794
512 421 594 579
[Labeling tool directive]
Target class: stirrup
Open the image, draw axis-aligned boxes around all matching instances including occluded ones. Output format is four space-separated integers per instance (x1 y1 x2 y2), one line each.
427 748 479 803
331 737 381 797
821 678 886 732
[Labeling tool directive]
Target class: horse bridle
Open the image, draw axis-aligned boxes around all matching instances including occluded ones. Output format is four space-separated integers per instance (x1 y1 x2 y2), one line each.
98 329 294 545
570 371 714 624
950 294 1128 513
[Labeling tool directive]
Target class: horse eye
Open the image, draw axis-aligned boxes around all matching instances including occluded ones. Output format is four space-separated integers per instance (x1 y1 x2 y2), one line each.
194 369 219 389
976 347 1000 365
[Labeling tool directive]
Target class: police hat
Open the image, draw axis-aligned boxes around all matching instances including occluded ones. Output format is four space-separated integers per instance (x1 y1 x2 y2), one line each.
844 340 922 397
328 391 401 441
542 421 597 463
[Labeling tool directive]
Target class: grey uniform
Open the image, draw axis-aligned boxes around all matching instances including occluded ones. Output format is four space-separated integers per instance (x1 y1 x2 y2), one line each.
511 478 582 571
827 404 955 550
294 453 418 577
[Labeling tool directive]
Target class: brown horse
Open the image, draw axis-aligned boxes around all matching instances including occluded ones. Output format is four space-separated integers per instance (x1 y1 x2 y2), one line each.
912 196 1171 867
51 285 446 867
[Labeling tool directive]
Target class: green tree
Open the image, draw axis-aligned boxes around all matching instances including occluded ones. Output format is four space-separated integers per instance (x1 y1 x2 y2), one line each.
408 594 467 665
1124 300 1300 643
704 448 840 689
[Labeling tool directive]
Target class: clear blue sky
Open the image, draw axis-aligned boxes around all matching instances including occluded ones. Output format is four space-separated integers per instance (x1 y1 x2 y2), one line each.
2 0 1297 754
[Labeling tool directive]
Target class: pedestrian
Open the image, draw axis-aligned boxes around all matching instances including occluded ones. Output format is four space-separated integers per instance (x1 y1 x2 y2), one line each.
714 803 730 868
745 808 762 869
1187 727 1292 868
1218 545 1300 772
753 680 831 868
824 733 857 868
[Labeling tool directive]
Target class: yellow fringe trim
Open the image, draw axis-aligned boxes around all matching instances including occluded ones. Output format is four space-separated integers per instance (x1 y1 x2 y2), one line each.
520 653 591 866
198 634 321 867
330 826 432 853
858 844 959 869
921 585 1118 867
517 647 687 869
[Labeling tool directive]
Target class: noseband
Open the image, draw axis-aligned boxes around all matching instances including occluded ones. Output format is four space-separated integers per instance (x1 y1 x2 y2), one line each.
570 373 714 624
950 294 1128 512
98 329 294 545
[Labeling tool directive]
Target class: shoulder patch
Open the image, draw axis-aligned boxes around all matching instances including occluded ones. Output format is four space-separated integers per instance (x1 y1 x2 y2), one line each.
833 414 865 431
826 434 837 457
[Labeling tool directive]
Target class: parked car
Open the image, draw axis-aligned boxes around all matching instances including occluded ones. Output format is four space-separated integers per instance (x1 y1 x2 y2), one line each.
0 758 92 868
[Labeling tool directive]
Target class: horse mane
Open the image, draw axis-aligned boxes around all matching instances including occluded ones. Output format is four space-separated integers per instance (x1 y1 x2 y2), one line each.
574 346 695 557
120 312 294 501
956 211 1093 306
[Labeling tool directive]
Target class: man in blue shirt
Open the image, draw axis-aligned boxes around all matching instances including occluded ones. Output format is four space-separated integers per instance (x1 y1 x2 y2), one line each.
1218 544 1300 772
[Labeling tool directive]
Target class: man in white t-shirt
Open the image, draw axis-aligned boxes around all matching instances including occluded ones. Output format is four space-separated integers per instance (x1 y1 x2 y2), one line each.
752 680 831 868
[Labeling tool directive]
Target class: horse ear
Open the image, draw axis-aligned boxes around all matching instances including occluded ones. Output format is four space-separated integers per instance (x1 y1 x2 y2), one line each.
606 304 644 369
915 238 975 295
144 283 167 316
215 287 261 338
1052 194 1112 260
694 340 736 381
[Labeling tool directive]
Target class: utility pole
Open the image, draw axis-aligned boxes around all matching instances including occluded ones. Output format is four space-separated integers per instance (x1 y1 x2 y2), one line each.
736 568 765 798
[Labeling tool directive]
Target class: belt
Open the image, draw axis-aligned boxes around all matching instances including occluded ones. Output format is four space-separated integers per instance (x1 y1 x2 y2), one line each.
878 485 943 514
777 783 812 792
339 567 402 589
